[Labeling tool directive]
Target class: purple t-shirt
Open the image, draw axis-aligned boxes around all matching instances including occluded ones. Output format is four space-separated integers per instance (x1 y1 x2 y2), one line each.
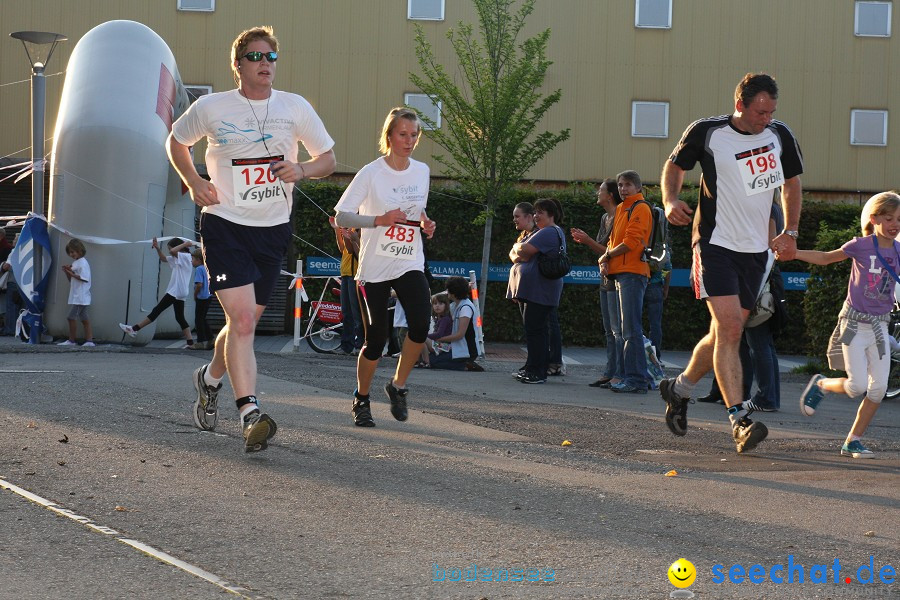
842 236 900 316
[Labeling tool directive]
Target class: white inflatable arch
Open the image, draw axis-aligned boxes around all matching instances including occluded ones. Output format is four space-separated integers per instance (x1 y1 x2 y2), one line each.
45 20 196 343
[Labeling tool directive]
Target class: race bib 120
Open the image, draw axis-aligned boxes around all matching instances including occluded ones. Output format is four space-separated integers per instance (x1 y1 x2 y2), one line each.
231 155 286 206
735 144 784 196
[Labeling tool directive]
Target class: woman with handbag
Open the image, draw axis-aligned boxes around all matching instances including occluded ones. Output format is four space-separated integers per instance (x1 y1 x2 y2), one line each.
507 197 567 384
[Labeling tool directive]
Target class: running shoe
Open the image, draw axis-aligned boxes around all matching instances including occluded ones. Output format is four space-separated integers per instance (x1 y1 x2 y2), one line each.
610 382 648 394
57 340 78 346
81 341 96 347
384 381 409 421
519 373 547 384
352 394 375 427
733 416 768 453
192 364 222 431
118 323 136 338
840 440 874 459
242 411 277 453
800 374 825 416
660 378 688 436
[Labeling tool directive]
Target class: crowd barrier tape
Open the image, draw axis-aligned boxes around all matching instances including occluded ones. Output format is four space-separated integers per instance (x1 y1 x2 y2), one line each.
305 257 812 291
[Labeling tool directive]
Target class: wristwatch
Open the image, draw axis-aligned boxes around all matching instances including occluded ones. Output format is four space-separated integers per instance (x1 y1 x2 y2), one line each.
782 229 799 239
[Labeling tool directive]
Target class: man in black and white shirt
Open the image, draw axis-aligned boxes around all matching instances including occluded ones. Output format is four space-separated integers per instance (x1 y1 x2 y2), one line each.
658 73 803 453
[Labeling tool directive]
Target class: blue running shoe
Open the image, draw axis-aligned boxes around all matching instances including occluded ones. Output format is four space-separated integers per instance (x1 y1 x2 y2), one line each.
800 374 825 416
841 440 874 459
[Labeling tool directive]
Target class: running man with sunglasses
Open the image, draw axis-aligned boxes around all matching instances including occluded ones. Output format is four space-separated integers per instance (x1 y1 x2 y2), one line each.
167 26 335 452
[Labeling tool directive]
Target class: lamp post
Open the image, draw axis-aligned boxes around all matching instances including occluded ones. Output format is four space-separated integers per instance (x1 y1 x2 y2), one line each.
10 31 66 344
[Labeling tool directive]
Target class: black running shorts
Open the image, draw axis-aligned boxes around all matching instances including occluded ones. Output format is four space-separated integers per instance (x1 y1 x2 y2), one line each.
691 240 768 311
200 213 291 307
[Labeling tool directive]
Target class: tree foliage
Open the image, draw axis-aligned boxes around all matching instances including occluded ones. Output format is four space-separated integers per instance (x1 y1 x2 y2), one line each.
410 0 570 313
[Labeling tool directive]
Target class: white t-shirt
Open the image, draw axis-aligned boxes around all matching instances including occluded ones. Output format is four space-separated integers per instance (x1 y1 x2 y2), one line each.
449 299 475 360
68 256 91 306
172 89 335 227
166 253 194 300
334 157 430 283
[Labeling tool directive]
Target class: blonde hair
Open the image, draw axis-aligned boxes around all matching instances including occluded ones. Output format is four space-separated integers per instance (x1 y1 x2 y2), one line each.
378 107 422 155
191 249 203 261
861 191 900 236
65 238 86 257
231 26 278 86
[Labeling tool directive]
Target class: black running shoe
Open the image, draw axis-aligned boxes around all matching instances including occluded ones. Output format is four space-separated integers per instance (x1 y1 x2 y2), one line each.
733 416 768 453
384 382 409 421
660 378 688 436
242 411 277 453
192 364 222 431
352 395 375 427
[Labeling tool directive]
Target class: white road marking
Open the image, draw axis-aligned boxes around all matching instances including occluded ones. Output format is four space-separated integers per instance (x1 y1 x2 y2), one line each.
0 370 64 373
0 477 255 598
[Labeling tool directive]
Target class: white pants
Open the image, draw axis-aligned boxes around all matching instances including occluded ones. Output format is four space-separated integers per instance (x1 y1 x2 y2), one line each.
841 321 889 403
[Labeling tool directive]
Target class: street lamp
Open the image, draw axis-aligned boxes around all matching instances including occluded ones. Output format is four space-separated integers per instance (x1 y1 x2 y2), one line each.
10 31 66 344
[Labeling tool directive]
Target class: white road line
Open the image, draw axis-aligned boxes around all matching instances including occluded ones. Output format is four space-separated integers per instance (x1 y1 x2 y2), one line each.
0 370 65 373
0 477 255 598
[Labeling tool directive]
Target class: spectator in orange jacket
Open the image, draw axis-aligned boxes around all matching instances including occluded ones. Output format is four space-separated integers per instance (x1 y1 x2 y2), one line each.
598 170 653 393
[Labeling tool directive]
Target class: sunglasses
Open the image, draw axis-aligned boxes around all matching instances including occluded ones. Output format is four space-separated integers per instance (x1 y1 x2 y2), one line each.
240 51 278 62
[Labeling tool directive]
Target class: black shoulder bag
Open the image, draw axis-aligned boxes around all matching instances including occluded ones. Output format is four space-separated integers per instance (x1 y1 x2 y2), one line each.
537 225 571 280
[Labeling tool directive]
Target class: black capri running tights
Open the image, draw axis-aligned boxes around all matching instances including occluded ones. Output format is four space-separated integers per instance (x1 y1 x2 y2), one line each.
146 293 190 330
358 270 431 361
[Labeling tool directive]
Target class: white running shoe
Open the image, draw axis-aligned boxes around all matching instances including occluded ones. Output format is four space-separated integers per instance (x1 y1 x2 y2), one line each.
81 341 96 347
57 340 78 346
118 323 136 338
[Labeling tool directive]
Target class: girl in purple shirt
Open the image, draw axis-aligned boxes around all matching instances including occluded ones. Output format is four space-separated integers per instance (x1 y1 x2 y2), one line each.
794 191 900 459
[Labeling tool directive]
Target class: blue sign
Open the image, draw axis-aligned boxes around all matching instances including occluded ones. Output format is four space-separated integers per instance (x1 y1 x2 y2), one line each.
304 257 810 291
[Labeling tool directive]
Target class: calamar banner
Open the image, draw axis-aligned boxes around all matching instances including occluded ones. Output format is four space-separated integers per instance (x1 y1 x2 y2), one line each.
8 214 52 341
304 257 811 291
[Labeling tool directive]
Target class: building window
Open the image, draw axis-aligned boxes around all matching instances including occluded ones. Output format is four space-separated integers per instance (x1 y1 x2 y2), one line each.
408 0 444 21
177 0 215 11
631 101 669 138
635 0 672 28
405 93 442 130
850 109 888 146
855 1 892 36
184 85 212 104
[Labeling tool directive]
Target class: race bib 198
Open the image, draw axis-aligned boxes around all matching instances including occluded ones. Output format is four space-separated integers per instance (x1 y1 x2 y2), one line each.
231 155 286 206
735 144 784 196
375 223 418 260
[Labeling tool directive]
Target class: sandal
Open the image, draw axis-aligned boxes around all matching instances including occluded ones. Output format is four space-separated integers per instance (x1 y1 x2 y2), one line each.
414 361 430 368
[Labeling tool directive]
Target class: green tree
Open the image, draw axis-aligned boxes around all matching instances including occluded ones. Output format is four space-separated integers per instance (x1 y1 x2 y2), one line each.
410 0 570 314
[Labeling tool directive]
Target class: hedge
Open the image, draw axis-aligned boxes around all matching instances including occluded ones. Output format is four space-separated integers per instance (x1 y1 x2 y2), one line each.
292 180 867 357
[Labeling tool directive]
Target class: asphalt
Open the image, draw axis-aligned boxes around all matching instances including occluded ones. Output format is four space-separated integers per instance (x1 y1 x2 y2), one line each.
0 335 897 600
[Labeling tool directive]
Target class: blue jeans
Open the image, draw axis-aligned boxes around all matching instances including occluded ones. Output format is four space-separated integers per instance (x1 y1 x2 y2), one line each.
615 273 649 389
644 281 664 359
742 322 780 408
522 301 553 379
599 288 623 379
340 275 363 352
548 306 562 364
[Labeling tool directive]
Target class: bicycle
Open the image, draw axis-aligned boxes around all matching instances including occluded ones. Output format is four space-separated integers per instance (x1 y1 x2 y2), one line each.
303 276 345 354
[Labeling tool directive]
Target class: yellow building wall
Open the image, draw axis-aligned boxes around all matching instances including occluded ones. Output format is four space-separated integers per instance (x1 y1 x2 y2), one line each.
1 0 897 192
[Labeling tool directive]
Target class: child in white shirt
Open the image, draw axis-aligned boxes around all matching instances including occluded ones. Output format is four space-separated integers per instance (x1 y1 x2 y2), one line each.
119 237 195 347
58 238 93 347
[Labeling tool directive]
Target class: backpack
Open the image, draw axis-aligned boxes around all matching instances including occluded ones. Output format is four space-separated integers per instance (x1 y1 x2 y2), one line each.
626 200 669 272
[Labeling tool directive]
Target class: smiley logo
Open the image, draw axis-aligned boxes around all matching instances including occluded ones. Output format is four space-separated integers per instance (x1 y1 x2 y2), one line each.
668 558 696 588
